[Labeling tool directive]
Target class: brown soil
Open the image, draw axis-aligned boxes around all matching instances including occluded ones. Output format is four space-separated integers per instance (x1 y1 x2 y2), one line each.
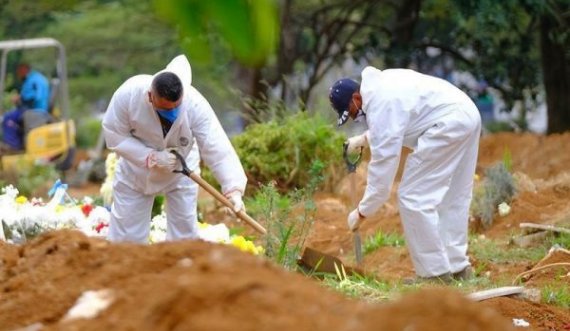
481 297 570 331
0 230 516 331
301 132 570 329
3 132 570 330
522 250 570 287
477 132 570 179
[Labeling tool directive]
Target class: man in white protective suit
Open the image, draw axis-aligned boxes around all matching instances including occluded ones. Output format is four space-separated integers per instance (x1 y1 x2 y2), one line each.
102 55 247 243
329 66 481 283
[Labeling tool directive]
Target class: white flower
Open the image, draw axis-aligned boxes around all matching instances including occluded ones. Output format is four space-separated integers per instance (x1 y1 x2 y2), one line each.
198 223 231 244
1 185 19 199
498 202 511 217
100 153 118 206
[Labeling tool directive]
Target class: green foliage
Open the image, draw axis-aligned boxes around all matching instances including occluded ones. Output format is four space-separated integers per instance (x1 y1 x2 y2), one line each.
0 163 59 198
502 148 512 172
231 112 345 192
152 195 165 219
470 162 517 228
484 121 517 133
551 233 570 249
363 231 405 255
75 117 102 148
154 0 279 66
246 160 324 270
469 235 547 264
543 284 570 309
321 270 395 302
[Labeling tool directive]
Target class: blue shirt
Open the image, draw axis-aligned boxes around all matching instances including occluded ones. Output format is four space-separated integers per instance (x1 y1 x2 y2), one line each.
20 70 50 112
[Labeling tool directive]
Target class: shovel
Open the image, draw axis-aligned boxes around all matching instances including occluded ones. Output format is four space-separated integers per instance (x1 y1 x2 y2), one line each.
343 142 364 266
170 150 267 235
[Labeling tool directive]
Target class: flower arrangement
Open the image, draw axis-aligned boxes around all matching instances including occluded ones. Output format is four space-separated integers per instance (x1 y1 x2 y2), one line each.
150 211 264 255
0 183 109 242
100 152 118 207
1 181 263 255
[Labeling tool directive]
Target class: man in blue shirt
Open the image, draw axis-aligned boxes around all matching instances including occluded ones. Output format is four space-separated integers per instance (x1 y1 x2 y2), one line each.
2 63 50 150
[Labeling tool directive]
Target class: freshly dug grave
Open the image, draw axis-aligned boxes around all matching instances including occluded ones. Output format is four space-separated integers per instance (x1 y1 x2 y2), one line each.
0 230 516 331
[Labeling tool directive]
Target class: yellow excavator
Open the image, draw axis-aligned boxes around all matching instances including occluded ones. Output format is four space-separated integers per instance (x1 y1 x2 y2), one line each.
0 38 76 171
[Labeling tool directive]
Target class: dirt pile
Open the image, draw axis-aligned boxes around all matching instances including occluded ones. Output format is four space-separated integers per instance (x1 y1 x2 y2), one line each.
478 132 570 179
523 249 570 287
481 297 570 330
0 230 516 331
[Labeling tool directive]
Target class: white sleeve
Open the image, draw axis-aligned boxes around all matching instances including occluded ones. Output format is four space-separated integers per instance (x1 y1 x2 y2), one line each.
190 89 247 195
358 100 409 217
102 85 153 168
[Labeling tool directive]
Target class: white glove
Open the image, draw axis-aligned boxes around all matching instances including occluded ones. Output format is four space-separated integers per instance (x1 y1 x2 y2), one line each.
346 132 368 154
347 209 365 232
225 190 245 213
146 150 177 171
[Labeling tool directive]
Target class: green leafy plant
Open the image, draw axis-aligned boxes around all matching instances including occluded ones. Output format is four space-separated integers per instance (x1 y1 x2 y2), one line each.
470 161 517 228
230 112 345 192
363 231 405 255
247 160 324 270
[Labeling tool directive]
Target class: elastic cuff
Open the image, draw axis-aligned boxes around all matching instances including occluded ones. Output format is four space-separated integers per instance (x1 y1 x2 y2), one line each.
223 188 244 197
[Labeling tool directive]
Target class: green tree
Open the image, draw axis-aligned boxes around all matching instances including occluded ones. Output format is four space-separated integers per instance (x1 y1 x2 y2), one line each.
449 0 569 133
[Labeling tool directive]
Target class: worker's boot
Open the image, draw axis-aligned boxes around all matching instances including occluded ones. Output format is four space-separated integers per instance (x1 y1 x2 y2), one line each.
403 272 453 285
452 266 474 281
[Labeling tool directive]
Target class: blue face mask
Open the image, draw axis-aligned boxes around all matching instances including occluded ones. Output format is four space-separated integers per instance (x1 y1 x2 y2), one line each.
156 106 180 123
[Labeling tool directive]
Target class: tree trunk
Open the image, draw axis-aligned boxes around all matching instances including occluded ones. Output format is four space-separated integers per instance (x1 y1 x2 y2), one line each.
386 0 422 67
541 13 570 133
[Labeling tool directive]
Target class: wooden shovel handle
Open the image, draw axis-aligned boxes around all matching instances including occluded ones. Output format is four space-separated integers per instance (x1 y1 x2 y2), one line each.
188 172 267 235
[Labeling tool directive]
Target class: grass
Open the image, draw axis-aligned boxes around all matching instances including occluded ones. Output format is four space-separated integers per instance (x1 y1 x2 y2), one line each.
551 232 570 249
363 231 405 255
469 234 548 264
542 284 570 309
320 266 398 302
318 263 503 303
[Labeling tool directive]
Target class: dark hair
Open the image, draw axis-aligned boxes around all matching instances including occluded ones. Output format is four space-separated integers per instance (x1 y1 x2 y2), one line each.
151 72 183 102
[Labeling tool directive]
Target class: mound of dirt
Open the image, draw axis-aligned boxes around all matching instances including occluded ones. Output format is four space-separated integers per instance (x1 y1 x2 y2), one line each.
0 230 516 331
523 249 570 287
481 297 570 330
478 132 570 179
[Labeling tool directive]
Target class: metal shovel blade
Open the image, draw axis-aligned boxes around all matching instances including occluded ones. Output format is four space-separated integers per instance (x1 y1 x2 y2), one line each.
353 230 363 265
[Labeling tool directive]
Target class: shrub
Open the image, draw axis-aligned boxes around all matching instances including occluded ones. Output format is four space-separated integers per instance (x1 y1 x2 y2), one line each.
229 112 345 192
0 163 59 198
471 162 517 228
246 160 324 270
76 117 102 149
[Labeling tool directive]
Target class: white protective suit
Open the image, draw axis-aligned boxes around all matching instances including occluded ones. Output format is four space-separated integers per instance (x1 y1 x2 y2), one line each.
357 66 481 277
102 55 247 243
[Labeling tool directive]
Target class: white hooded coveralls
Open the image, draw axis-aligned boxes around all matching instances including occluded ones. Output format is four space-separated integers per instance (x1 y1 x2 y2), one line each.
102 55 247 243
358 67 481 277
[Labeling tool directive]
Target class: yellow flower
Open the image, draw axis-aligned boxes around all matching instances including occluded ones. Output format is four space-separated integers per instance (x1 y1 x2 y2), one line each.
15 196 28 204
473 174 480 182
198 222 210 229
55 205 65 213
231 235 264 255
